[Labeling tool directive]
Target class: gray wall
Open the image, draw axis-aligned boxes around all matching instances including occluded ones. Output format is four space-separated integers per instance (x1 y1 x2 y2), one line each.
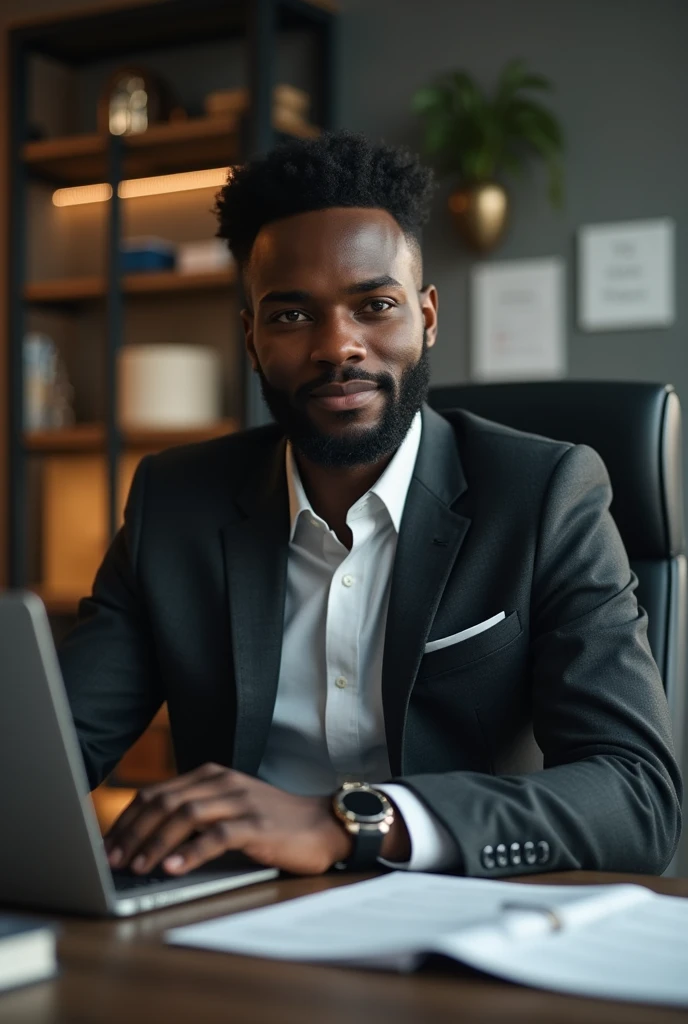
338 0 688 871
338 0 687 393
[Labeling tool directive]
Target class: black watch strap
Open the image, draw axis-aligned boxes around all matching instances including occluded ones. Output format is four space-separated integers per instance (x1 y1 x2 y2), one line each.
344 827 385 870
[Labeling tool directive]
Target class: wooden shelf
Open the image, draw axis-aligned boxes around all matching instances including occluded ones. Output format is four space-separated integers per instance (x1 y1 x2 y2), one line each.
124 419 240 449
23 115 237 183
24 419 239 454
25 269 236 305
25 424 105 452
23 113 319 184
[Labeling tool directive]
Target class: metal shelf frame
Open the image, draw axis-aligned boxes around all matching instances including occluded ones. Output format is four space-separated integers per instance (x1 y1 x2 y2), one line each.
6 0 338 589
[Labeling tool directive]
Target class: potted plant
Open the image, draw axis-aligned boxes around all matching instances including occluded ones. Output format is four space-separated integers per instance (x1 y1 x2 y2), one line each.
412 60 564 253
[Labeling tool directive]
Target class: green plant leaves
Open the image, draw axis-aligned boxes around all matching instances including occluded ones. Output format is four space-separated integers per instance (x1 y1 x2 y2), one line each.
411 59 565 208
410 87 445 115
496 59 552 105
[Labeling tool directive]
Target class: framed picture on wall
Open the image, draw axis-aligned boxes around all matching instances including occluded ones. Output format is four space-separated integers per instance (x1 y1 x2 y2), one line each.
470 257 566 382
578 218 675 331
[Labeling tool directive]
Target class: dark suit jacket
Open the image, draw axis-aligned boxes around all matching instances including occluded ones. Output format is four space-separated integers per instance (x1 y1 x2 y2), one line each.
59 405 682 877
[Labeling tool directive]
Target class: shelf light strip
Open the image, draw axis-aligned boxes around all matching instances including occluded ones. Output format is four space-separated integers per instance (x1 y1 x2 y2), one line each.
53 167 232 207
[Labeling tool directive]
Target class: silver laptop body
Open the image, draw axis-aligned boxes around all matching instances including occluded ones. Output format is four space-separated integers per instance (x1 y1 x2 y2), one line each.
0 591 278 916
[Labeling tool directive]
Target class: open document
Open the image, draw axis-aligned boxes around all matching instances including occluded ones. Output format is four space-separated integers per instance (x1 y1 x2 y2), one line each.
167 872 688 1006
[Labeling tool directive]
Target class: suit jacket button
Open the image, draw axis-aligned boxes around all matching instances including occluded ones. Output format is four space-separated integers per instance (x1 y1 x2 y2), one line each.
481 845 496 870
509 842 522 866
537 840 551 864
523 840 537 865
495 843 508 867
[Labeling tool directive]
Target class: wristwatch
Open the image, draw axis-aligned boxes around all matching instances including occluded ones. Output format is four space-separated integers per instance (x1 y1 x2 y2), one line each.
331 782 395 870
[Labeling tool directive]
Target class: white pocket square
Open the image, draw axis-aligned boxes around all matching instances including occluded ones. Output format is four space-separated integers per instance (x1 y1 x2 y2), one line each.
424 611 506 654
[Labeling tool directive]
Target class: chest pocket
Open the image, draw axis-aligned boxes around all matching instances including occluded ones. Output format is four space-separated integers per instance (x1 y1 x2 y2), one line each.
419 610 523 680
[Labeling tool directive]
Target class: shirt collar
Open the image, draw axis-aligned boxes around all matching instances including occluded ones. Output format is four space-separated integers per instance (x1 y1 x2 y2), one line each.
286 410 423 540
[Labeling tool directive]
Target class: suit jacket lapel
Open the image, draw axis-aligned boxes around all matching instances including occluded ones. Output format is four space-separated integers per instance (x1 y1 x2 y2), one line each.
221 438 289 775
382 406 471 775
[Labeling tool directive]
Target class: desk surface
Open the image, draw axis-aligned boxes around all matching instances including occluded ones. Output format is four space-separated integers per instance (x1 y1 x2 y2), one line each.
2 871 688 1024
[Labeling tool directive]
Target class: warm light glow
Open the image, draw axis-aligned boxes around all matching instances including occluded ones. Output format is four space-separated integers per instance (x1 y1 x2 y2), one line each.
53 183 113 207
118 167 230 199
52 167 232 207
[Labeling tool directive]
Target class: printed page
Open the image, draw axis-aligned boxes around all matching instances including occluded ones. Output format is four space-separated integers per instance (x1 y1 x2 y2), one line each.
166 871 631 967
439 888 688 1006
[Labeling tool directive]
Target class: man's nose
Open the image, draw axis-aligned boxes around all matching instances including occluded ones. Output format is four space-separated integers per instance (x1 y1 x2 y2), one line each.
309 314 367 365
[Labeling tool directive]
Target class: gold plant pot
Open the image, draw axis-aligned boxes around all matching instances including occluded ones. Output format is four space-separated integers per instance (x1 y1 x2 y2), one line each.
448 182 508 253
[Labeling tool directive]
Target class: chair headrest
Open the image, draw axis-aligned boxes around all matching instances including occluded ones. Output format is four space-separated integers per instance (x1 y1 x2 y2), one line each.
428 381 685 559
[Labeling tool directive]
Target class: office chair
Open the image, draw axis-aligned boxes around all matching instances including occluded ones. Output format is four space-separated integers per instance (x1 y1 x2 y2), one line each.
428 381 686 768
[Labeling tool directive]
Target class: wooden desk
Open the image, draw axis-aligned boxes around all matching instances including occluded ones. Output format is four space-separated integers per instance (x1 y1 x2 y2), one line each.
2 872 688 1023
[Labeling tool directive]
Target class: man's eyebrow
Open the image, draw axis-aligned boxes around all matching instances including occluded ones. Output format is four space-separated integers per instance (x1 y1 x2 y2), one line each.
259 277 404 306
259 289 311 305
346 275 403 294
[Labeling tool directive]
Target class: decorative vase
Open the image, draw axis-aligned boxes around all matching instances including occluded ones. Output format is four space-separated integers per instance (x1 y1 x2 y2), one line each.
448 182 508 253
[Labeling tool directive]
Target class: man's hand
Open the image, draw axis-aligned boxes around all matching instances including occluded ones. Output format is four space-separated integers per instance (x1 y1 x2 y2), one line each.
104 764 410 876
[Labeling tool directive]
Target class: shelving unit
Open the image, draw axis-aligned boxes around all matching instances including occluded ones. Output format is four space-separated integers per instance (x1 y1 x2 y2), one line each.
8 0 338 582
5 0 338 789
24 418 240 453
25 269 236 304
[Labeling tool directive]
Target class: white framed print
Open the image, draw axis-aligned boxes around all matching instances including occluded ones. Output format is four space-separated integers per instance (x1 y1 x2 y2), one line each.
470 257 565 382
578 218 675 331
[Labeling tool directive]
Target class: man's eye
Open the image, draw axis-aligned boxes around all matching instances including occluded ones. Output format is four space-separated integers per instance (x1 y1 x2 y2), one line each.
275 310 309 323
364 299 393 313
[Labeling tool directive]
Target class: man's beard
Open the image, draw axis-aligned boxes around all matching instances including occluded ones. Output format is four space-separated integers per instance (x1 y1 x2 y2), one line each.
255 334 430 468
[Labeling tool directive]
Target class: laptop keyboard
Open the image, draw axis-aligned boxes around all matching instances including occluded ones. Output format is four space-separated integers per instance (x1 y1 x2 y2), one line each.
111 868 179 891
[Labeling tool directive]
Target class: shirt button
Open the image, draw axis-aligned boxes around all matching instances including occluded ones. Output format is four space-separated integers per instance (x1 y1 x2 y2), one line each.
509 842 522 866
481 845 496 870
537 840 551 864
334 676 348 689
523 841 537 865
342 574 354 587
495 843 508 867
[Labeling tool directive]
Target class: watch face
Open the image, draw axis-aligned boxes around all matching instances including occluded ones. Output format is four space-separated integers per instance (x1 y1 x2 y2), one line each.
341 789 385 820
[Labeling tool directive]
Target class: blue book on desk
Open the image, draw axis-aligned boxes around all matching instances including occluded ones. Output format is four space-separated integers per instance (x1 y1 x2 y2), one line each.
0 914 57 993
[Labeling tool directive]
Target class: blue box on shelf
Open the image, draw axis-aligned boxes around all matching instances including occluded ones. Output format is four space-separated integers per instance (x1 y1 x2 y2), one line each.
121 236 176 274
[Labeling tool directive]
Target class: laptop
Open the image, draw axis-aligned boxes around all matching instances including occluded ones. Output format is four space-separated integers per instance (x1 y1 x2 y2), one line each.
0 591 279 916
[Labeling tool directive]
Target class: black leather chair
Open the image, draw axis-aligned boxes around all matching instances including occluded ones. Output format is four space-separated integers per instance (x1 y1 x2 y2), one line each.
428 381 687 768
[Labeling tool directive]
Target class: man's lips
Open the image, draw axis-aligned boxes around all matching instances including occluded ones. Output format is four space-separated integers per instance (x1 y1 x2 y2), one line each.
308 380 381 412
309 381 378 397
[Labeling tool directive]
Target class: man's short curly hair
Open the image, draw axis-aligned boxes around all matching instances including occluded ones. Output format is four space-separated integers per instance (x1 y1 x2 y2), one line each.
215 130 435 276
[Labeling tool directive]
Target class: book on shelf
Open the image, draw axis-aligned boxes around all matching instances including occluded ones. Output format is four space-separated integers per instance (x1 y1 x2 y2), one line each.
167 871 688 1007
0 914 58 994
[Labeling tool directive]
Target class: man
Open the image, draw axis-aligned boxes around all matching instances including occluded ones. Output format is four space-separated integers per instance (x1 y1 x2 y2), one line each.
60 132 681 879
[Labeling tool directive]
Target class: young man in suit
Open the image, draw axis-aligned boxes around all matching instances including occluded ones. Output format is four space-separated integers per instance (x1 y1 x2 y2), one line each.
60 132 681 879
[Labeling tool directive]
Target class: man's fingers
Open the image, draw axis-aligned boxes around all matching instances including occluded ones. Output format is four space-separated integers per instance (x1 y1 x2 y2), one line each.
162 817 258 875
106 781 242 868
105 763 228 849
125 795 246 874
105 768 242 868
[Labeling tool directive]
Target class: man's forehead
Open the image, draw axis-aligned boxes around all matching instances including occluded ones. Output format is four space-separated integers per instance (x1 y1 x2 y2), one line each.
249 207 417 286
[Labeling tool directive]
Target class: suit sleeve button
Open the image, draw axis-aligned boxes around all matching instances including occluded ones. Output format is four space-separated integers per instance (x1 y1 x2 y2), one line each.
509 842 522 866
523 840 537 865
495 843 508 867
537 840 551 864
481 845 496 870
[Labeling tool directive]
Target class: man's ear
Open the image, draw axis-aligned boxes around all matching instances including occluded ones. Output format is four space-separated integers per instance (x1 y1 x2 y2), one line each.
419 284 438 350
240 308 258 372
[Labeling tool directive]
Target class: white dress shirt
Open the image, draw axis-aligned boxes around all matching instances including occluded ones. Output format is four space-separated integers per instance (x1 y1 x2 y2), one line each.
256 412 454 871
